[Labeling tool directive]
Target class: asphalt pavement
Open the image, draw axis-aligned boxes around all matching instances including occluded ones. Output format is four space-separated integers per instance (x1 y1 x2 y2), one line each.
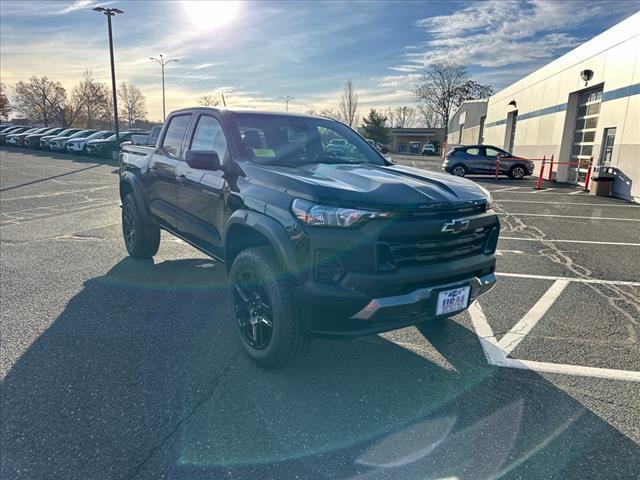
1 147 639 480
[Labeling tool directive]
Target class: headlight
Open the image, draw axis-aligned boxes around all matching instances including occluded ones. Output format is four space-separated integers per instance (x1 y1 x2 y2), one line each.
477 186 494 210
292 198 391 228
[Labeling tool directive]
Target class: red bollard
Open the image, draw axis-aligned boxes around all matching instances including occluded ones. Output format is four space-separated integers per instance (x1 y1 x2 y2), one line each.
548 154 554 182
495 157 500 179
584 156 593 192
535 157 546 190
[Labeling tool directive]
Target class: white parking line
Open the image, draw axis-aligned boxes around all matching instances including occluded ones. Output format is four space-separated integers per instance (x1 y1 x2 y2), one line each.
569 190 585 195
493 186 521 192
500 237 640 247
496 272 640 287
496 199 638 208
498 279 569 354
496 213 640 221
469 302 640 382
533 188 556 193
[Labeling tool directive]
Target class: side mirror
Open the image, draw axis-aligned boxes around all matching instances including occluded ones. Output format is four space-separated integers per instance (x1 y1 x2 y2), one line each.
185 150 221 171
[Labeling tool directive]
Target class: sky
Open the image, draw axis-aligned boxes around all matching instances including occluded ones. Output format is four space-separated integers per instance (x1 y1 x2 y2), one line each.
1 0 639 121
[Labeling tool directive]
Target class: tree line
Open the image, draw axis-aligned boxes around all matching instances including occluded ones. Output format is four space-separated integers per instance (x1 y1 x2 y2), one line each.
308 62 493 146
1 71 149 129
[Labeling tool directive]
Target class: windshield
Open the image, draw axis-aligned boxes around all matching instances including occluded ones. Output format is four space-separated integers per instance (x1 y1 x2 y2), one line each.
85 130 109 140
233 113 384 167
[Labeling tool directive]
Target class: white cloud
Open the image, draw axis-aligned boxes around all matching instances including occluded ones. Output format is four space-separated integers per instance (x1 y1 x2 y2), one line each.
390 0 640 85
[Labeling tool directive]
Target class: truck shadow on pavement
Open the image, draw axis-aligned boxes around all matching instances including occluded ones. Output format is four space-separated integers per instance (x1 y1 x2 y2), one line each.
2 258 639 480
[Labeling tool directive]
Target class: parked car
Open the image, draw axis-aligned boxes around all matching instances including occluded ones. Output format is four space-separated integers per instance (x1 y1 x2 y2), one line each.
40 128 80 149
421 143 436 155
1 125 29 134
443 145 534 179
65 130 114 154
11 127 52 147
0 126 32 145
326 137 348 155
49 129 97 151
86 131 141 157
4 127 38 146
23 127 64 148
120 107 499 367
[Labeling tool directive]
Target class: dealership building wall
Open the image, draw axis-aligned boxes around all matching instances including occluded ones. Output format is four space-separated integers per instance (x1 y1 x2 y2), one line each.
483 12 640 202
447 100 488 147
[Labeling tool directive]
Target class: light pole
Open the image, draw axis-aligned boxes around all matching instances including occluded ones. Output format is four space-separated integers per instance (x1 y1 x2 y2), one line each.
278 95 294 112
93 6 123 153
150 54 178 122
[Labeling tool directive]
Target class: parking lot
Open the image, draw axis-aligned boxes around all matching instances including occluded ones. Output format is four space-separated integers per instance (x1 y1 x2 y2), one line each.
1 147 639 479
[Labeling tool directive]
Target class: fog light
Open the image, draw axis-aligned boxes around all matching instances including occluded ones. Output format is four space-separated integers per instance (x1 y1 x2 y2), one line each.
314 250 345 283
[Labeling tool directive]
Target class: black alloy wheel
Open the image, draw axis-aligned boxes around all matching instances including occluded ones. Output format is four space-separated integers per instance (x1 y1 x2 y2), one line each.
234 269 274 350
122 198 137 253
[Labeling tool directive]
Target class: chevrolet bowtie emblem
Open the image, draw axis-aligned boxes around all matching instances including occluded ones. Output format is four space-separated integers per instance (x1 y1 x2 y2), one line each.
441 219 470 233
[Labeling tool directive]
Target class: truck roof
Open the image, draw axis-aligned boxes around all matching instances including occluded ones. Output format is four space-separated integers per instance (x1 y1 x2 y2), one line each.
168 106 326 120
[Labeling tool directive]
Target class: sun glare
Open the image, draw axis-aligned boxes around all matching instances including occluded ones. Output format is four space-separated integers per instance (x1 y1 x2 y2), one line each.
183 1 241 29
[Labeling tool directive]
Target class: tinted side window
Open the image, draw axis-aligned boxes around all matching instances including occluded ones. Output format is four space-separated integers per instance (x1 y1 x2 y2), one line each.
190 116 229 163
162 114 191 157
466 147 480 156
485 147 502 157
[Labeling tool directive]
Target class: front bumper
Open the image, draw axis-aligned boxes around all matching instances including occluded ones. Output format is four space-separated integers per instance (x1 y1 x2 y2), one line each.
295 253 497 337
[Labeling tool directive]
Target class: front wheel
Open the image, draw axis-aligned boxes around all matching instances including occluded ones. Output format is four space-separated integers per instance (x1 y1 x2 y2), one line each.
509 165 526 179
122 193 160 258
229 246 308 368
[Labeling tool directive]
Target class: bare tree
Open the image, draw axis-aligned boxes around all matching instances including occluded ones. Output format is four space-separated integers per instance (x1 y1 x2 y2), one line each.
71 70 111 128
414 63 492 135
198 94 220 107
118 82 147 128
388 106 416 128
418 106 441 128
0 83 10 120
13 76 67 126
338 80 358 127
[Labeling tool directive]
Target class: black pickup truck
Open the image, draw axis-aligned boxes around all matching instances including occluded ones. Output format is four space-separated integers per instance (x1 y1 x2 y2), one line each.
120 108 499 367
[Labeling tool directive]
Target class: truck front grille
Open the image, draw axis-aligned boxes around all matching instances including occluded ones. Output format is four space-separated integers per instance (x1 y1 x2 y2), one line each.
384 226 497 267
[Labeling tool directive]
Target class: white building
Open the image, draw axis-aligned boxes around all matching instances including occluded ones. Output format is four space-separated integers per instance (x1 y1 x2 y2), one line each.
483 12 640 201
446 99 488 147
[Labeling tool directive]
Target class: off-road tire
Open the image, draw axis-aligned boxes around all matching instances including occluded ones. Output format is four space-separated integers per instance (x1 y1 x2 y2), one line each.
122 193 160 258
229 246 309 368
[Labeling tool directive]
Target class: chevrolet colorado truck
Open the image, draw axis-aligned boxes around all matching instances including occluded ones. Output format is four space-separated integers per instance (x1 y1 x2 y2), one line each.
120 108 499 367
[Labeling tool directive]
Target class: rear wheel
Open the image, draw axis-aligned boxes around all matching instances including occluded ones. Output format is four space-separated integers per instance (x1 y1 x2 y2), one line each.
452 165 467 177
509 165 526 179
122 193 160 258
229 246 308 368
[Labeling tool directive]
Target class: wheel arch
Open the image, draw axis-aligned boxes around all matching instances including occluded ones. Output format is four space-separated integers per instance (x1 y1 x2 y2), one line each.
119 172 153 224
225 210 304 283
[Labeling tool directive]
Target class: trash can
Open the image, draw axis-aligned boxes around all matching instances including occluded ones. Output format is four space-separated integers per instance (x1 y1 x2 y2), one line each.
591 166 615 197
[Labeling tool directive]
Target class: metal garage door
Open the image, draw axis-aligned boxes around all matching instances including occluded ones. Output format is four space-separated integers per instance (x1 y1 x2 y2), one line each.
570 88 602 184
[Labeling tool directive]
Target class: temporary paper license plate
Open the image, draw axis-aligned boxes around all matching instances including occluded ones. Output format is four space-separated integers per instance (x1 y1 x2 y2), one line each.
436 286 470 315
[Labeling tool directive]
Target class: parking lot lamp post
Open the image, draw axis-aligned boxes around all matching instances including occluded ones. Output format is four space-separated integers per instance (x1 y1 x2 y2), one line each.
278 96 294 112
93 6 123 153
150 55 178 122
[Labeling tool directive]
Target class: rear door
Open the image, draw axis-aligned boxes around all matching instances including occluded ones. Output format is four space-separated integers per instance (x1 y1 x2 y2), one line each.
175 112 230 256
146 113 192 229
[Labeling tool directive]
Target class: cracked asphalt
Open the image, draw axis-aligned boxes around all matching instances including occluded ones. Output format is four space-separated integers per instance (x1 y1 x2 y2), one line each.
1 147 639 480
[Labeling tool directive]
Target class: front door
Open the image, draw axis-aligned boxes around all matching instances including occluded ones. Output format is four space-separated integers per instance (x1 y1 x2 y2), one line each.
175 113 230 257
599 127 616 166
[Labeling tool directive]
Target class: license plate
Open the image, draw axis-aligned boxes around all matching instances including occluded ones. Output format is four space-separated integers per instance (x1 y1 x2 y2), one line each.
436 286 470 316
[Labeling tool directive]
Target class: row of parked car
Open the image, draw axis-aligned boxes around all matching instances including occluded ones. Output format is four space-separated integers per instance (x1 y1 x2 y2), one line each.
0 124 161 158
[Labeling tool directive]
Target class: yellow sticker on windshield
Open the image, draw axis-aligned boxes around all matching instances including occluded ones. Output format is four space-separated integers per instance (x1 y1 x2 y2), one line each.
252 148 276 157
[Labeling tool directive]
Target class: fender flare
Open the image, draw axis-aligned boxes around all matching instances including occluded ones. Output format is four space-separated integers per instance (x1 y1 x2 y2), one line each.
225 210 303 283
119 172 153 224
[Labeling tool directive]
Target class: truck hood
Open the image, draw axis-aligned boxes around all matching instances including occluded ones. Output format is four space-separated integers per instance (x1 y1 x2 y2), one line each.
252 162 490 210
